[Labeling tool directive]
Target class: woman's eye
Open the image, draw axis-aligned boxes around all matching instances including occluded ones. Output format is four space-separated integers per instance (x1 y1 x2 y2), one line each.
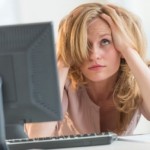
101 39 110 46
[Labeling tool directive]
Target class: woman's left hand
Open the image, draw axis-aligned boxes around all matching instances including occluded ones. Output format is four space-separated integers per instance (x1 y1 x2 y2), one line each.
100 5 135 56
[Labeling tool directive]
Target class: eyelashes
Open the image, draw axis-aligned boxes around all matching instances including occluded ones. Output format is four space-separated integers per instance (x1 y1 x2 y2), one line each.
88 38 112 50
101 39 111 46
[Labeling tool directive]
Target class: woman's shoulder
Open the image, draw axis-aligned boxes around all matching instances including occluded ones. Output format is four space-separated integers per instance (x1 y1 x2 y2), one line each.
63 78 89 109
64 78 85 97
64 78 79 94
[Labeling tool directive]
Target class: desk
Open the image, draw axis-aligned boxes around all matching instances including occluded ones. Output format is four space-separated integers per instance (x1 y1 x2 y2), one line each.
29 141 150 150
30 134 150 150
37 141 150 150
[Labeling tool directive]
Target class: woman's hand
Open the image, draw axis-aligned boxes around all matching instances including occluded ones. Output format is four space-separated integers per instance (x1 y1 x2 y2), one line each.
100 5 135 56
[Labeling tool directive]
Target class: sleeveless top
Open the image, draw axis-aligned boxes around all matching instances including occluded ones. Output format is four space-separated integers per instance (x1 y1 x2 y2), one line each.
24 80 141 138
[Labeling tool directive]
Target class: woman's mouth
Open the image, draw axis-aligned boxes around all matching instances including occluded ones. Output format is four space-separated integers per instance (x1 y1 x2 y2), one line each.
88 65 106 71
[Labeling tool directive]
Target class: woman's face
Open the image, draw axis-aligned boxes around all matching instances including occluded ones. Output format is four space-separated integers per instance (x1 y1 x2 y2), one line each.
80 17 121 82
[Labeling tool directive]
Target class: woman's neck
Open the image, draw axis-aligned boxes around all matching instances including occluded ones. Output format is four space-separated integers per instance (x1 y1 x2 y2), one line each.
86 73 118 105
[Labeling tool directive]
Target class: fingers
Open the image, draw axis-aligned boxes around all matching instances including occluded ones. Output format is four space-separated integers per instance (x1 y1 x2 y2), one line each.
100 5 126 35
100 5 132 52
100 13 116 30
101 4 121 19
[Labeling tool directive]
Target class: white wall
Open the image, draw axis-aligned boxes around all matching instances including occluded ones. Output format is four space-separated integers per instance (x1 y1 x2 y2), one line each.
16 0 105 38
0 0 19 25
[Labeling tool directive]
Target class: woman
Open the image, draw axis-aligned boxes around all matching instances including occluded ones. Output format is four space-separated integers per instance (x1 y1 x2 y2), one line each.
25 3 150 137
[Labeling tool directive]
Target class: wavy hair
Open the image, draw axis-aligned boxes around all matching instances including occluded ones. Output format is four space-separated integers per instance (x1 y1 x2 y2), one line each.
56 3 148 134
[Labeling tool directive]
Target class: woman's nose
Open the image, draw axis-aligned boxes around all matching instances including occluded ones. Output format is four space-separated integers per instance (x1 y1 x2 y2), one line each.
89 47 103 61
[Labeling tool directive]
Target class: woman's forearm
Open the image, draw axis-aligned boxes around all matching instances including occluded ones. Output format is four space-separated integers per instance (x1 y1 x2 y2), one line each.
122 48 150 119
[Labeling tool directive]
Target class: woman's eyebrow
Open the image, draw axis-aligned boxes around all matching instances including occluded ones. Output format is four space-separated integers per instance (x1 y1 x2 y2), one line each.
98 33 111 38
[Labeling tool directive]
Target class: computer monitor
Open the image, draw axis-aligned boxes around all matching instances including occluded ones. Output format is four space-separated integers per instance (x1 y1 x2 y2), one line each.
0 22 62 147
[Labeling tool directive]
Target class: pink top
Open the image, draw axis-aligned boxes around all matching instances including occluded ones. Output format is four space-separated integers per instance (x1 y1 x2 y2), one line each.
25 80 141 138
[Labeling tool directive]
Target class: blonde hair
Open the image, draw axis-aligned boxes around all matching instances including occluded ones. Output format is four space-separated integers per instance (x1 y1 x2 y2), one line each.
57 3 148 134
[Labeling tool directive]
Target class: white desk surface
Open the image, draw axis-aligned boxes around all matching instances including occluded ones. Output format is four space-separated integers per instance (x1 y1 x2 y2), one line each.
30 134 150 150
31 141 150 150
